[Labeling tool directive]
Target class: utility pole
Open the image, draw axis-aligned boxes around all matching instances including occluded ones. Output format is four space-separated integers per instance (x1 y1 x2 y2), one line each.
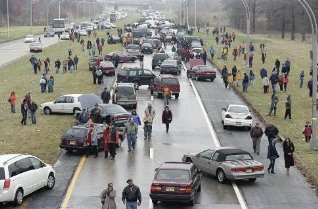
194 0 197 34
6 0 9 39
30 0 33 33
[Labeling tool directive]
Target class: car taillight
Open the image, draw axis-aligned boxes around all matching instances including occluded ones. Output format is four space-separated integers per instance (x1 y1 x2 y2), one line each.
245 116 252 119
150 184 162 193
225 114 232 119
231 167 246 172
179 186 192 194
252 165 264 171
3 179 10 190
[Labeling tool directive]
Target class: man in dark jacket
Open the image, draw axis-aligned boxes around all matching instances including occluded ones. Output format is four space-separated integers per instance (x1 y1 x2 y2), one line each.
231 65 237 81
264 124 279 144
250 123 263 155
101 87 111 104
260 68 267 79
91 104 102 123
242 72 249 93
269 72 278 93
122 179 141 209
73 55 79 70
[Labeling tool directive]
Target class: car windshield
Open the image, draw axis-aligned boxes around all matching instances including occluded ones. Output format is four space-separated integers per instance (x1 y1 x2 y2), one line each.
116 86 134 95
0 167 4 180
162 78 179 85
142 43 152 47
198 66 214 71
228 106 249 114
156 169 190 181
103 105 126 114
192 48 202 53
64 128 87 138
162 60 176 66
154 54 167 60
225 154 253 161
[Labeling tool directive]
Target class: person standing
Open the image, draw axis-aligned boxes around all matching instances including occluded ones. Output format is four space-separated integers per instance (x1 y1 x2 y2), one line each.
37 59 42 72
283 74 288 92
100 183 117 209
39 74 47 93
163 85 171 106
250 123 263 155
86 124 98 158
47 76 54 93
129 109 141 129
303 121 312 142
285 58 291 75
73 55 79 70
283 138 294 175
122 179 141 209
269 72 278 94
284 95 292 119
262 75 270 93
232 48 238 61
231 65 237 81
265 124 279 144
275 59 280 71
210 46 215 60
143 112 153 140
300 70 305 88
55 59 61 74
242 72 249 93
104 124 119 159
267 139 279 174
162 106 172 133
139 55 144 68
8 91 16 113
96 67 103 84
261 51 266 64
125 118 138 152
29 100 38 125
268 93 279 116
87 40 92 57
144 103 156 119
202 49 207 65
21 99 28 125
101 87 111 104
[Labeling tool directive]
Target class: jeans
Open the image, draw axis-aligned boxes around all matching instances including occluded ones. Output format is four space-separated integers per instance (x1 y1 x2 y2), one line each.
127 134 136 151
164 95 169 106
242 82 248 93
56 67 59 74
31 111 36 124
268 158 276 172
126 201 137 209
271 83 276 93
40 83 46 93
252 137 261 154
144 125 152 139
10 105 15 113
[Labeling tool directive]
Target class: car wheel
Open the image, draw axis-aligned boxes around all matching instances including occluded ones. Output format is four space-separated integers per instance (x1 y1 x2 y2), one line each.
175 93 179 99
223 124 227 129
246 126 252 131
14 188 24 206
211 78 215 82
47 173 55 189
133 81 139 90
152 200 158 205
132 104 137 109
73 107 80 114
197 183 201 192
189 199 195 206
44 107 52 115
185 157 192 163
248 178 257 183
217 169 227 184
196 75 199 81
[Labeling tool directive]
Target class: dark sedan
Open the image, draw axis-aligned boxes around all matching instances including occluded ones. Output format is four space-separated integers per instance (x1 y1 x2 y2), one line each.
140 42 154 54
104 51 137 63
160 60 181 75
107 36 122 44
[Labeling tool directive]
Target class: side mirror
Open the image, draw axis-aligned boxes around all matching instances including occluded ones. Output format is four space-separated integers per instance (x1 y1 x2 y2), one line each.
221 108 226 111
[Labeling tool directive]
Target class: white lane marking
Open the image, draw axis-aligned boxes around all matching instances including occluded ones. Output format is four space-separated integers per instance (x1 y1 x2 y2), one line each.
151 95 153 101
150 148 154 159
182 62 248 209
149 199 153 209
0 42 21 49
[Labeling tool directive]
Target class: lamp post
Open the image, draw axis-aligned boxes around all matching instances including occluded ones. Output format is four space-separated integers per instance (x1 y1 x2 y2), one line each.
240 0 250 70
59 0 67 19
6 0 9 39
194 0 197 34
30 0 33 33
47 0 56 26
186 0 189 30
298 0 318 149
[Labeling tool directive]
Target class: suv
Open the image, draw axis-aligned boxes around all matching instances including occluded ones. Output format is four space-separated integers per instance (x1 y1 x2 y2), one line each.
150 75 180 99
117 67 156 89
0 154 55 206
112 83 137 109
152 53 169 69
149 162 201 206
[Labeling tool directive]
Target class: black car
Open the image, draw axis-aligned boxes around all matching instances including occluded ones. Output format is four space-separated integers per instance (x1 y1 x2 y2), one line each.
152 53 170 69
117 67 156 89
107 36 122 44
141 43 154 54
160 60 181 75
149 162 201 206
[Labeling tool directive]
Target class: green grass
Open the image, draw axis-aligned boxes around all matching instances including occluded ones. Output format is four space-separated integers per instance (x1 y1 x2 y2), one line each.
0 12 141 164
197 28 318 180
0 26 45 43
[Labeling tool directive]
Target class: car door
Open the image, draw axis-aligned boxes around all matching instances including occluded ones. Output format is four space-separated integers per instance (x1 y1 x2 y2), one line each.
195 150 215 173
63 96 75 113
128 69 137 83
210 151 221 175
29 157 47 189
141 69 156 85
52 96 66 113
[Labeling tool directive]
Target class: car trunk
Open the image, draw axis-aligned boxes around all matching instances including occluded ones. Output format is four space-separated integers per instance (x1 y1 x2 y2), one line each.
151 179 191 194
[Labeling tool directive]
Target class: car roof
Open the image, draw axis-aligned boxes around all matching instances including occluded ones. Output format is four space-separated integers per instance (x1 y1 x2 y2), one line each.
161 60 177 65
159 162 193 170
215 147 250 155
228 104 248 108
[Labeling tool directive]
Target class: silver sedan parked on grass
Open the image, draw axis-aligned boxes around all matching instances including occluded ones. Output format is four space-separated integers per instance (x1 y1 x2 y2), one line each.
182 147 265 183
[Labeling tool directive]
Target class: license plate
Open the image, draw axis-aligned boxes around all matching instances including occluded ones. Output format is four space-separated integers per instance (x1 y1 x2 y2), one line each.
235 122 241 125
69 141 76 145
166 187 174 191
246 169 252 173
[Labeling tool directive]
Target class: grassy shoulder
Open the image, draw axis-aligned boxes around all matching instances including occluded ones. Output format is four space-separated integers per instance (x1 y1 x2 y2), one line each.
0 13 140 164
0 26 45 43
197 28 318 180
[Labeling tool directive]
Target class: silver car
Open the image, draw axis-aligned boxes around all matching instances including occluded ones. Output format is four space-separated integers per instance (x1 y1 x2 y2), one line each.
182 147 265 183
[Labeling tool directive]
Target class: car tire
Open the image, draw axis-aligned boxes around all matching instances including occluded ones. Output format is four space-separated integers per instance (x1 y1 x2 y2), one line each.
197 184 201 192
217 169 227 184
152 200 158 205
211 78 215 82
44 107 52 115
132 104 137 109
185 157 192 163
14 188 24 206
248 178 257 183
73 108 80 114
175 93 179 99
189 199 195 206
223 124 227 129
246 126 252 131
47 173 55 189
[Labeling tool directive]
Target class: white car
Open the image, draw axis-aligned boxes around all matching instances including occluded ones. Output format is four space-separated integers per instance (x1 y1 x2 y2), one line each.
0 154 55 206
78 29 88 36
221 104 253 130
29 42 43 52
60 32 70 40
40 94 102 115
24 35 36 43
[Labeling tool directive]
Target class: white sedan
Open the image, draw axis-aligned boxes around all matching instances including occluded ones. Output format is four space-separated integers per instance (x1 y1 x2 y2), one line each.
60 32 70 40
24 35 36 43
221 104 253 130
78 29 88 36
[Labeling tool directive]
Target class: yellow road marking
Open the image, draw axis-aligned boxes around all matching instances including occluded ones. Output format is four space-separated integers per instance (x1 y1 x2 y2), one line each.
60 156 86 209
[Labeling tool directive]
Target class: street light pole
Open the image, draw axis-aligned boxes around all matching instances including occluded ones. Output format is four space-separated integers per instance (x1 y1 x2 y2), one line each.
6 0 9 39
186 0 189 30
240 0 250 70
298 0 318 149
47 0 56 27
194 0 197 34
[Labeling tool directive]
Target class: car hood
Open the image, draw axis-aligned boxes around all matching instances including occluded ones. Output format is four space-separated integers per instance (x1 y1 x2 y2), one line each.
40 101 54 108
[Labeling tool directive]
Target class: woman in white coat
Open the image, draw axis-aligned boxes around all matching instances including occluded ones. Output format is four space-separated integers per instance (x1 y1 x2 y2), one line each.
100 183 117 209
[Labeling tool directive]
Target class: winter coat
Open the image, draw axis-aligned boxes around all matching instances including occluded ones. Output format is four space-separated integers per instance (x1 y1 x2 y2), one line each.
8 95 16 105
103 127 119 151
122 185 141 203
303 125 312 137
262 77 269 86
86 129 98 146
100 189 117 209
283 141 294 168
265 125 279 140
267 140 279 160
269 73 278 84
162 110 172 124
260 68 267 79
250 126 263 138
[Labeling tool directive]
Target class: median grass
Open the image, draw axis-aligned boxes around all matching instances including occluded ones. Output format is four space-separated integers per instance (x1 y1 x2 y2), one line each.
0 13 140 164
0 26 45 43
197 28 318 183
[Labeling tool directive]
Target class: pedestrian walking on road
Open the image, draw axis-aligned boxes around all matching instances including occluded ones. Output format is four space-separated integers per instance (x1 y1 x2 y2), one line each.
162 106 172 133
144 103 156 119
210 46 215 60
283 138 294 175
125 118 138 152
100 183 117 209
29 100 38 125
8 91 16 113
20 99 28 125
101 87 111 104
122 179 141 209
139 54 144 68
86 124 98 158
128 109 142 129
264 124 279 144
163 85 171 106
250 123 263 155
143 113 153 140
302 121 312 142
103 124 119 159
267 139 279 174
268 93 279 116
202 49 207 65
284 95 292 119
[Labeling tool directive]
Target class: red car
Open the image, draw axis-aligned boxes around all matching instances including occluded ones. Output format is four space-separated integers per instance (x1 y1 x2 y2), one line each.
104 51 137 63
187 65 216 82
150 75 180 99
99 61 115 76
189 58 204 71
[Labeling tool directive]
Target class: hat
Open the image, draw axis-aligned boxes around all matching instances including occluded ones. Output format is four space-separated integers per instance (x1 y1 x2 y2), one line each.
104 87 107 90
127 178 133 183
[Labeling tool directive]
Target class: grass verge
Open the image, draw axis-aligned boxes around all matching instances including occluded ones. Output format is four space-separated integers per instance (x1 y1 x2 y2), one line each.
0 26 45 43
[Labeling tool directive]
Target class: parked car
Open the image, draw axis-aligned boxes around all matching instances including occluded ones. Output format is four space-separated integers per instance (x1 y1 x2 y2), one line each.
0 154 55 206
60 32 70 40
152 53 170 69
117 67 156 89
107 36 122 44
78 29 88 36
149 162 201 206
221 104 253 130
191 47 203 59
189 58 204 70
124 44 141 57
74 104 130 139
88 56 103 71
59 124 106 152
40 94 102 115
99 61 115 76
166 51 182 65
182 147 265 183
187 65 216 81
24 35 36 43
29 42 43 53
140 42 154 54
150 75 180 99
160 60 181 75
105 51 137 63
44 30 55 37
112 83 137 109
